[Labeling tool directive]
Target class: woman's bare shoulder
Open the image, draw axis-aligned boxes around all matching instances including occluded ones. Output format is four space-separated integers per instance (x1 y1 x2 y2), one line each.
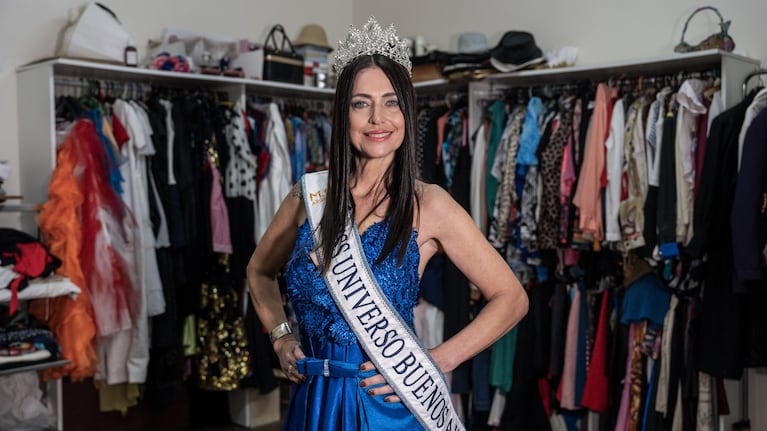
416 181 454 212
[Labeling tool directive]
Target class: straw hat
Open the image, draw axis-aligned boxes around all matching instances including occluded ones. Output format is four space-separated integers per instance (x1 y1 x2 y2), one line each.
294 24 333 52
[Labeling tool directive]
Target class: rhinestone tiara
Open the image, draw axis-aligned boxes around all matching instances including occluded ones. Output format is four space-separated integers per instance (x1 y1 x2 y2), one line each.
333 16 412 76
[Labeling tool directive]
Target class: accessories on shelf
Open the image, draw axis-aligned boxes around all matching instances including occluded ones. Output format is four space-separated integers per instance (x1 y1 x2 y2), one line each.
263 24 304 85
674 6 735 53
333 16 412 76
294 24 333 52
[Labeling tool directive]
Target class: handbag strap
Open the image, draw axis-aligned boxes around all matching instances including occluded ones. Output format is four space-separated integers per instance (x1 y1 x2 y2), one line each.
678 6 729 45
264 24 297 54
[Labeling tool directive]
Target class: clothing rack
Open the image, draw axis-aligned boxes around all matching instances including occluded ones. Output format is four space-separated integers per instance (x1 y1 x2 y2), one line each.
417 89 468 109
742 68 767 97
55 77 153 100
499 68 719 99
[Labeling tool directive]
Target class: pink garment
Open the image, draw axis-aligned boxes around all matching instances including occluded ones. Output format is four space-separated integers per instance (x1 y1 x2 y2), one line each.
209 156 233 254
614 323 637 431
558 285 581 409
564 248 580 266
573 84 619 241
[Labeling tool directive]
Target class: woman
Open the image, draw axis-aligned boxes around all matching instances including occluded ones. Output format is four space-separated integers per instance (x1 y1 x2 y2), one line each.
247 17 528 430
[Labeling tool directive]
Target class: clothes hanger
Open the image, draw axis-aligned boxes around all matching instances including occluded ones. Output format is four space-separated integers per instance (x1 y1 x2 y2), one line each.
742 68 767 97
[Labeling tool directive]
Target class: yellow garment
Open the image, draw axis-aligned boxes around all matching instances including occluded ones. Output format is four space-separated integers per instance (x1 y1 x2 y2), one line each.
98 382 141 415
182 314 197 356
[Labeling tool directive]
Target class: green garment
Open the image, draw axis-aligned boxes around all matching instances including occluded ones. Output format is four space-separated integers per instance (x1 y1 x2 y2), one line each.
486 100 507 215
489 325 518 394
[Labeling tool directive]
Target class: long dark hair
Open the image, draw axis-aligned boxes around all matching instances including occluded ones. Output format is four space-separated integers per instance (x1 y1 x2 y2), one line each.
318 54 418 271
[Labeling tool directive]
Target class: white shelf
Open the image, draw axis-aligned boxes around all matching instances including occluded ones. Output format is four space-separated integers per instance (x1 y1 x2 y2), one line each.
481 49 759 86
18 57 335 99
0 359 71 376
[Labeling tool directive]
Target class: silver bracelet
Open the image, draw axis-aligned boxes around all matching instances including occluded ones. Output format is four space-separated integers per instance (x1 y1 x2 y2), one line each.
269 321 293 344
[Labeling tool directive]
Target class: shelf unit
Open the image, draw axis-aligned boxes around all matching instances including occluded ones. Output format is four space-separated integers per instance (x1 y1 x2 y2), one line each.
14 57 339 431
15 57 336 235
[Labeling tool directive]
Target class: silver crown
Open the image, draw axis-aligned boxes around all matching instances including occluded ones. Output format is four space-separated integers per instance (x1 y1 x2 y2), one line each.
333 16 412 76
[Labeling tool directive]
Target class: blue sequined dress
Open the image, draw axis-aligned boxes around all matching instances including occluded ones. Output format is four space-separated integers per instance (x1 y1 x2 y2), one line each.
282 218 423 430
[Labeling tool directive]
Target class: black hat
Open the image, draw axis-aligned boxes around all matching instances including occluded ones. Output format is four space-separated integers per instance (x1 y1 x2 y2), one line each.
490 31 544 72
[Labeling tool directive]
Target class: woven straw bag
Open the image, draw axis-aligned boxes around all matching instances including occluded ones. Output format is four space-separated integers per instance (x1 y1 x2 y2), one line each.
674 6 735 53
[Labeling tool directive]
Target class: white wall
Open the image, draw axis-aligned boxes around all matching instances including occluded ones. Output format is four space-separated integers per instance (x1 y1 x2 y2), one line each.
0 0 352 227
353 0 767 66
2 0 766 428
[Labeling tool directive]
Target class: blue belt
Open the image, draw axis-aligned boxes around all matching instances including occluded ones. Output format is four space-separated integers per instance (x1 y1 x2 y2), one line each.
296 358 364 378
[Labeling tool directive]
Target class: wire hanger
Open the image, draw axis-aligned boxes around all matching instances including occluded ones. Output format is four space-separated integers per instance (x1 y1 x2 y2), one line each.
742 68 767 97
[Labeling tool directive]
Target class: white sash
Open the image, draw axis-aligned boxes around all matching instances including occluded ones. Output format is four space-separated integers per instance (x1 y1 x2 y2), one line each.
302 171 465 431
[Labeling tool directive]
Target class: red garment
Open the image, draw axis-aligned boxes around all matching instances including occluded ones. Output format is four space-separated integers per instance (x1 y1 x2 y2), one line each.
694 99 711 199
110 113 130 149
28 121 98 381
580 290 610 412
3 242 57 314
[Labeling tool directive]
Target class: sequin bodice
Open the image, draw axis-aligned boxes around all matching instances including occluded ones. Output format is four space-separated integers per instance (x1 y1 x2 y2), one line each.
285 220 420 346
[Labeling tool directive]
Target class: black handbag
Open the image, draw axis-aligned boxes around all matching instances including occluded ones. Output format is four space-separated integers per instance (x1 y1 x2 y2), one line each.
263 24 304 84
